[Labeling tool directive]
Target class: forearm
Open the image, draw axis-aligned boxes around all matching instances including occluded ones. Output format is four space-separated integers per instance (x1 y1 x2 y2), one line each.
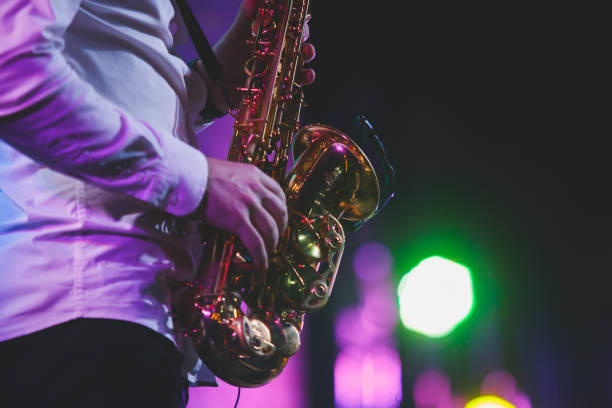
0 0 208 217
0 72 207 217
195 4 254 112
197 1 313 112
214 6 254 99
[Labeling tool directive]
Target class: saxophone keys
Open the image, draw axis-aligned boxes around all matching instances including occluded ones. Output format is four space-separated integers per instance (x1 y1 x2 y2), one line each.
241 317 275 357
251 10 275 36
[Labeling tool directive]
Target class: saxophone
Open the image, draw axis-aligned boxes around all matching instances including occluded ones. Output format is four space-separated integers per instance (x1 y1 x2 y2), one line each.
173 0 381 387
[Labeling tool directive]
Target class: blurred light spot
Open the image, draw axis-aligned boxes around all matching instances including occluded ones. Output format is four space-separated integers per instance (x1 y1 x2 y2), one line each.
451 394 469 408
398 256 473 337
334 289 398 349
412 368 451 407
465 395 517 408
353 242 393 282
511 391 532 408
187 347 306 408
479 370 531 408
360 283 399 335
334 306 372 348
436 394 469 408
480 370 516 401
335 347 402 408
480 370 516 400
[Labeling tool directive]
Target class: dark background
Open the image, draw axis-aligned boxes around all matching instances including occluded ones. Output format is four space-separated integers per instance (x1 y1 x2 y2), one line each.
187 1 612 406
302 2 612 407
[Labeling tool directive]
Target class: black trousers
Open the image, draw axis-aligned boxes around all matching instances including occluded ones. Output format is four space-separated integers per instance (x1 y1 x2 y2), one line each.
0 318 188 408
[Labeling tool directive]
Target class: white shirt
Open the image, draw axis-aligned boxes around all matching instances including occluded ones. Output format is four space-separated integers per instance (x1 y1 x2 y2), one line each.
0 0 212 381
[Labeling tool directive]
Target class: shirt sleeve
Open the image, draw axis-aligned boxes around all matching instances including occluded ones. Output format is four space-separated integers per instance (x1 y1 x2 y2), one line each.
0 0 208 217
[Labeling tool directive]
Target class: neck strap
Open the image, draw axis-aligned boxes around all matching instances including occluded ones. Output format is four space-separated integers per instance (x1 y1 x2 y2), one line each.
174 0 235 109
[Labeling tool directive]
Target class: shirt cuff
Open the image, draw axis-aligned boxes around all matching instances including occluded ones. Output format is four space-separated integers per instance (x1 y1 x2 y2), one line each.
161 135 209 217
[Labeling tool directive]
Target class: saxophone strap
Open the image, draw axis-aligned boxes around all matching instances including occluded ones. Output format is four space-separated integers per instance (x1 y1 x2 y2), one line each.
174 0 236 120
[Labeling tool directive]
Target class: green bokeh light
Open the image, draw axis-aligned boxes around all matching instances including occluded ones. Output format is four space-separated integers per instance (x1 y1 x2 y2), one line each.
397 256 474 338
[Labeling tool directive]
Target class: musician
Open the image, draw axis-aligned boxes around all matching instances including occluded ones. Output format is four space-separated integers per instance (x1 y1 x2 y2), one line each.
0 0 315 406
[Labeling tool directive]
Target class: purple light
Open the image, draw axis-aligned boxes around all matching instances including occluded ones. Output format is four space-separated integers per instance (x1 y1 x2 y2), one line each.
359 283 399 334
481 370 517 401
412 368 451 408
353 242 393 283
479 370 532 408
451 394 468 408
512 391 532 408
334 348 364 407
334 306 369 348
187 347 307 408
335 243 400 407
434 393 468 408
335 346 402 408
334 286 398 349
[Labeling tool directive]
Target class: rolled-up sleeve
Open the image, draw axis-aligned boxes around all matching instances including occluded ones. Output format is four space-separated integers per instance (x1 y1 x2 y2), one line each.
0 0 208 217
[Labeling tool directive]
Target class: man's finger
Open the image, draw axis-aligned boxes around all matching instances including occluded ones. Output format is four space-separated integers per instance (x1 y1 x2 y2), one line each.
251 203 280 254
258 171 286 202
262 194 289 236
238 222 268 270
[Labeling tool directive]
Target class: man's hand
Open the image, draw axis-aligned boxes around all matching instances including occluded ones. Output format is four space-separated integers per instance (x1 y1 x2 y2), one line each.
190 1 317 270
200 158 288 271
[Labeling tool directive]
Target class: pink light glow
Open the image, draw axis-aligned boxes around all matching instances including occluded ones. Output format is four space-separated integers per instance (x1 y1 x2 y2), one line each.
334 285 398 349
360 282 399 334
450 394 468 408
335 346 402 408
187 347 307 408
335 306 370 348
479 370 532 408
412 368 452 408
435 393 468 408
353 242 393 283
480 370 517 402
511 391 532 408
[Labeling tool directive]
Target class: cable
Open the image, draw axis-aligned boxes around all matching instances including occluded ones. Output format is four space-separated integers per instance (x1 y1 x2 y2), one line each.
233 387 241 408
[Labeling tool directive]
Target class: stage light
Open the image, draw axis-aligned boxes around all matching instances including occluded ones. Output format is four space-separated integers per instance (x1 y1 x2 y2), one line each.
464 395 516 408
412 368 451 407
480 370 516 401
397 256 473 337
353 241 393 283
334 347 402 408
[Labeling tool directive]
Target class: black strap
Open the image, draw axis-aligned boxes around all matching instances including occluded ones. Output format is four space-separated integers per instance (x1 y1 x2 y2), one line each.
174 0 235 111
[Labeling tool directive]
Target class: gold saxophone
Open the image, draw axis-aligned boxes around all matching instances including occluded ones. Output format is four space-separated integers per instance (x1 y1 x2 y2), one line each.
173 0 381 387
